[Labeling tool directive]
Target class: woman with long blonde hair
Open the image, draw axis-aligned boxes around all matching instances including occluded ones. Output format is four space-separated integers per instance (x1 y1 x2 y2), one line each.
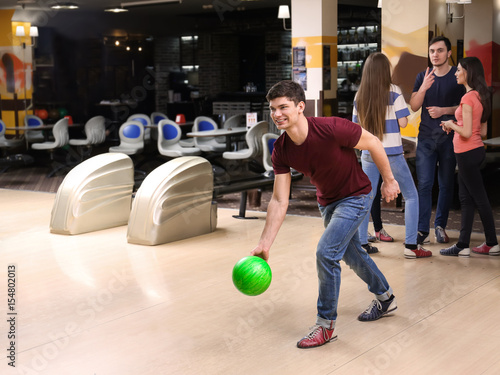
353 52 431 259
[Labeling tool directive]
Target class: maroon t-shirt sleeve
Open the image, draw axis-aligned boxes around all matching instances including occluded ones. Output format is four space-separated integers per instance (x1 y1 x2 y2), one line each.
272 134 291 175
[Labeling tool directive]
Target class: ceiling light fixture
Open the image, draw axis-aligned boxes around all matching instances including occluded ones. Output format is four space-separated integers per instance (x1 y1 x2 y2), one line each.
105 7 129 12
50 3 79 9
121 0 182 8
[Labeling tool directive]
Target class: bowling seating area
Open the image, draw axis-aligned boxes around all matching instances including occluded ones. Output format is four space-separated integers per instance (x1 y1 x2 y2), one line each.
2 108 296 243
1 109 293 248
2 111 283 199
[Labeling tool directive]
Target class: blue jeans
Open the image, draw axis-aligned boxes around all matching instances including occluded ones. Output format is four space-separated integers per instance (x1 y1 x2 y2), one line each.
359 153 419 245
416 136 456 232
316 194 393 328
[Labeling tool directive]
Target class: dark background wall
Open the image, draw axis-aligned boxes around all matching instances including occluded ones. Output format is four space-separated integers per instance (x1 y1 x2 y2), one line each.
30 4 378 124
32 9 292 124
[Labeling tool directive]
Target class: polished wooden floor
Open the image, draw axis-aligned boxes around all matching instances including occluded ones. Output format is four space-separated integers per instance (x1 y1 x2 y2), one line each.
2 189 500 375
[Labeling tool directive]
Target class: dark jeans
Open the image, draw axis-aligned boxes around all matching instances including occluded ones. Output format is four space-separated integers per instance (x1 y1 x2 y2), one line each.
416 136 456 232
371 177 383 232
456 147 498 247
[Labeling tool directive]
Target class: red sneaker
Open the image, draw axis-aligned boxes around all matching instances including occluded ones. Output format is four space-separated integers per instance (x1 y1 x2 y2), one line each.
404 245 432 259
375 228 394 242
297 324 337 349
472 243 500 256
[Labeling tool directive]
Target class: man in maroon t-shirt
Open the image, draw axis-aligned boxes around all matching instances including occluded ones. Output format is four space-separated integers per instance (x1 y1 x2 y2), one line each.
251 81 400 349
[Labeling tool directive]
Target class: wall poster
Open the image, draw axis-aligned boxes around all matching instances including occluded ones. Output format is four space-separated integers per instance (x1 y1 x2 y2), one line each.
293 68 307 90
293 47 306 68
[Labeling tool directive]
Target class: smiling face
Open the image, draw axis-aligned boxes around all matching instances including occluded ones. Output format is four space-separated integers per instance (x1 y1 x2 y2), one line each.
269 96 305 131
429 41 452 68
455 63 467 86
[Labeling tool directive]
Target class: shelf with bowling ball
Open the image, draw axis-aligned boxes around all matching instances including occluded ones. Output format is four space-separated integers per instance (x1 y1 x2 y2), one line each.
34 107 69 123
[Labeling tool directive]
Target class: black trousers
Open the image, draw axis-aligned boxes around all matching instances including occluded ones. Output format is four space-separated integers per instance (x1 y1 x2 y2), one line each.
456 146 498 248
370 176 383 232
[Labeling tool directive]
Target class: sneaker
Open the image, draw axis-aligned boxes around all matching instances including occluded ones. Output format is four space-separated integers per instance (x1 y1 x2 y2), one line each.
404 245 432 259
358 295 397 321
417 231 430 245
375 228 394 242
367 232 377 243
362 243 379 254
440 244 470 257
472 243 500 256
297 325 337 349
435 226 450 243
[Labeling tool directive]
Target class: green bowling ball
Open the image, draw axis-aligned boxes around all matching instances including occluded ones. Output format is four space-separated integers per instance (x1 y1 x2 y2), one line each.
232 256 272 296
58 108 68 118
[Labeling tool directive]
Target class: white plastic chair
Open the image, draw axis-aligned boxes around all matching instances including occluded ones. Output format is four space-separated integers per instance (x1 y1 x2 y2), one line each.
192 116 226 152
69 116 106 147
223 114 245 129
31 118 69 151
69 116 106 160
109 121 144 155
127 113 151 141
23 114 44 143
31 118 70 177
217 114 245 146
0 120 24 150
109 120 147 177
150 112 168 125
157 119 201 157
0 120 24 172
222 121 268 161
261 132 279 176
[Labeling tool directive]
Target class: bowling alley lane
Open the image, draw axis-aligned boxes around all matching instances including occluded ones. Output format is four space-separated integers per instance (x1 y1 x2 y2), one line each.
2 189 500 374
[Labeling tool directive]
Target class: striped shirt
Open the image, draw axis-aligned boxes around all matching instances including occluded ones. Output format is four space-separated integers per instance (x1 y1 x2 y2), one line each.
352 84 410 156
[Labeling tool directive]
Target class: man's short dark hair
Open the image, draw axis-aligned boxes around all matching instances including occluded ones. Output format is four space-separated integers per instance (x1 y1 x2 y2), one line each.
429 36 452 52
266 80 306 106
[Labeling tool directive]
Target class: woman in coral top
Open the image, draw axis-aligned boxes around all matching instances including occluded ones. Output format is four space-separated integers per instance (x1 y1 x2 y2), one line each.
440 57 498 257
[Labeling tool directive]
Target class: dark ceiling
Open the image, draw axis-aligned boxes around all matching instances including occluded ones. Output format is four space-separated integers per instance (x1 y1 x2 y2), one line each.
3 0 378 39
